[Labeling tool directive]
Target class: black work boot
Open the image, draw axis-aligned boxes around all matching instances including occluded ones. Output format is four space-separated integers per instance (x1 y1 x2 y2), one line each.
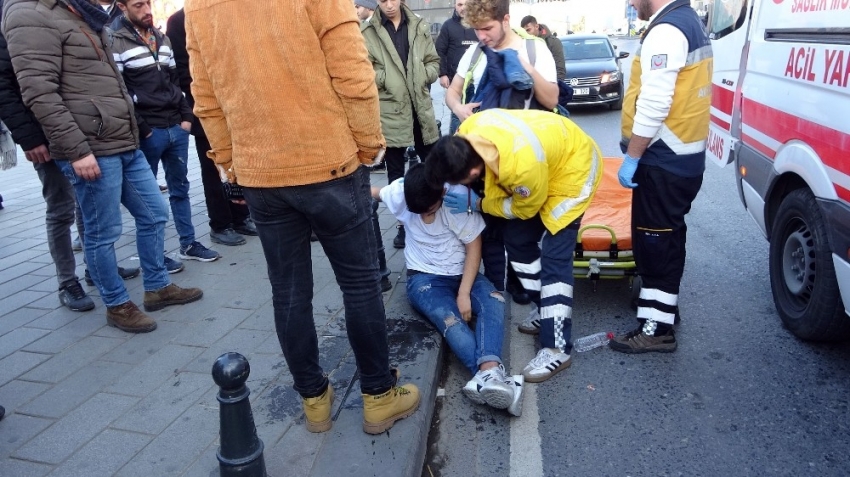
393 225 406 249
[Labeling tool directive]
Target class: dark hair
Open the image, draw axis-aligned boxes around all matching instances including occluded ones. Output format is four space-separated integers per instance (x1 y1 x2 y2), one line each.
404 163 444 214
424 135 485 189
520 15 538 27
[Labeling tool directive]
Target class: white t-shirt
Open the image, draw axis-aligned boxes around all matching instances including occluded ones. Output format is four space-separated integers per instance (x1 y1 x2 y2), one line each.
380 180 485 277
454 34 558 107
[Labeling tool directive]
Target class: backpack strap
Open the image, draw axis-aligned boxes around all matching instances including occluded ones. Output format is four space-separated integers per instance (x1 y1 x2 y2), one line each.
461 37 537 103
526 38 536 66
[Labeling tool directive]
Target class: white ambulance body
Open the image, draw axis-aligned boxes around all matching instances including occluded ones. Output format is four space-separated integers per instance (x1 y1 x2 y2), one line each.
706 0 850 340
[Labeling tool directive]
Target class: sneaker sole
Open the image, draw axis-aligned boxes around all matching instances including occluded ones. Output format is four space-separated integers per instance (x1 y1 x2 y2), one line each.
480 386 514 410
306 416 332 433
523 358 572 383
60 298 95 312
462 385 486 405
608 342 677 354
106 317 157 333
210 236 246 246
507 375 524 417
177 253 221 263
143 290 204 312
167 264 185 274
85 269 142 286
518 326 541 335
362 394 421 435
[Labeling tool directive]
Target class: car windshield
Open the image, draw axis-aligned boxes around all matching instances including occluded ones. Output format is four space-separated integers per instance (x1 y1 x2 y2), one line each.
561 39 614 60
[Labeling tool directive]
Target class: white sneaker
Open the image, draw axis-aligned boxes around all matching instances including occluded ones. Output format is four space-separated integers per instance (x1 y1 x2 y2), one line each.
507 375 524 417
478 365 514 410
517 308 541 335
522 348 571 383
462 374 486 405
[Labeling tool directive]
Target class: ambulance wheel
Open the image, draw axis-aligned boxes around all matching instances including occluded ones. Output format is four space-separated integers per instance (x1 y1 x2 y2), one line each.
630 275 642 310
769 189 850 341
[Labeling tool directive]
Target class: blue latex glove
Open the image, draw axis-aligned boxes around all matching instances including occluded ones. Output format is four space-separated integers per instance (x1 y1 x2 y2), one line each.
618 154 640 188
442 189 481 215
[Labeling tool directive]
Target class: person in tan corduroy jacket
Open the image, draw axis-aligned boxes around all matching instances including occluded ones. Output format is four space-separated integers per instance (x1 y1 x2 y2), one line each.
185 0 421 435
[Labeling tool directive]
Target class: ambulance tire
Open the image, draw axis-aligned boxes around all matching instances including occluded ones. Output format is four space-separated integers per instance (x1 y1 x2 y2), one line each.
769 188 850 341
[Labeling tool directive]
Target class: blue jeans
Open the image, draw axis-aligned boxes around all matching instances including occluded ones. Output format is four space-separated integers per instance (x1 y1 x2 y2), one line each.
139 125 195 248
58 150 170 306
242 167 395 397
406 272 505 375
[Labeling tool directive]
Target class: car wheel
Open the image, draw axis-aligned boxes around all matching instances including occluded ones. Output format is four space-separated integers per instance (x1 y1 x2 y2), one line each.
609 85 624 110
768 188 850 340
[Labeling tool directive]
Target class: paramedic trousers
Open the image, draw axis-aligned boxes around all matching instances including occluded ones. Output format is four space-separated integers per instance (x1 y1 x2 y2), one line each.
480 213 523 292
503 215 581 354
632 164 703 327
242 167 396 398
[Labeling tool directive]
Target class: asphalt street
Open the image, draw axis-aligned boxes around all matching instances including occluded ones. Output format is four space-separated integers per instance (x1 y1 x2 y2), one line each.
423 38 850 477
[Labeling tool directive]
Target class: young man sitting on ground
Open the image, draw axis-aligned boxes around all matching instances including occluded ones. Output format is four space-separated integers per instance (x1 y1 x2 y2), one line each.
374 163 523 415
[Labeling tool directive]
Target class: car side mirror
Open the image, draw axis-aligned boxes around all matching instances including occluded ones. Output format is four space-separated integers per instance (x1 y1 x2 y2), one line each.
618 52 630 59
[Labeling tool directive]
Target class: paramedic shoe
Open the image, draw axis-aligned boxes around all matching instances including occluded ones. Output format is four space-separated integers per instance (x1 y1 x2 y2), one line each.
233 218 258 236
478 365 515 410
58 280 95 312
178 241 221 262
303 384 334 433
143 283 204 312
522 348 571 383
462 373 487 405
507 375 525 417
518 308 542 335
362 382 420 434
106 301 157 333
609 325 677 354
393 225 406 249
506 281 532 305
380 276 393 292
210 228 246 246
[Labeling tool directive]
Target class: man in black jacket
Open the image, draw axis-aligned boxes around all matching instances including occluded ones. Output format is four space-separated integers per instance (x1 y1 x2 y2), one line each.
165 7 256 247
435 0 477 134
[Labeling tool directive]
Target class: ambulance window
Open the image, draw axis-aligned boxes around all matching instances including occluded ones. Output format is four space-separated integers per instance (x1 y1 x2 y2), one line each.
708 0 747 40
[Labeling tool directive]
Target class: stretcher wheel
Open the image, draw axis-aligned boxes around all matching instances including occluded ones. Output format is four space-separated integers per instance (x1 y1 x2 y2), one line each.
630 275 642 311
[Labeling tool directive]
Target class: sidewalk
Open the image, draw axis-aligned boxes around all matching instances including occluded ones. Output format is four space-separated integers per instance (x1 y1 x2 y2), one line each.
0 140 445 476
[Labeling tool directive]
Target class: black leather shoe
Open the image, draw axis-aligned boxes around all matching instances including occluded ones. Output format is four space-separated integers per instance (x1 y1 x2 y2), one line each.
393 225 405 249
233 218 258 236
506 281 532 305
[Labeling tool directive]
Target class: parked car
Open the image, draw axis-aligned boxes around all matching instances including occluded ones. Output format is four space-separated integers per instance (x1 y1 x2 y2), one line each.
560 34 629 110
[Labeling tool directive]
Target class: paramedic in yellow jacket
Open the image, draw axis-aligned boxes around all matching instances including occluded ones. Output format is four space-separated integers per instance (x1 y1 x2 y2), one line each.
426 109 603 384
613 0 712 354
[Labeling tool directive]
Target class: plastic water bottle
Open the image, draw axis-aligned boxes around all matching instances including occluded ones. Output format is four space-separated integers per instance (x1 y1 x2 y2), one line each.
573 332 614 352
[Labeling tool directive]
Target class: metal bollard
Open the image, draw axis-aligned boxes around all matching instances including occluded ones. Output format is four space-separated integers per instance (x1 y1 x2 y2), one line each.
212 352 267 477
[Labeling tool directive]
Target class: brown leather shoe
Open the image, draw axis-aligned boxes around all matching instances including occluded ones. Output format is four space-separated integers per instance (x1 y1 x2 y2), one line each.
106 301 157 333
143 283 203 312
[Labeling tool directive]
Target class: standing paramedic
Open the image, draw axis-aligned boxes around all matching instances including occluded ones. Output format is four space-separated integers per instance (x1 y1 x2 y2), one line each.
611 0 712 353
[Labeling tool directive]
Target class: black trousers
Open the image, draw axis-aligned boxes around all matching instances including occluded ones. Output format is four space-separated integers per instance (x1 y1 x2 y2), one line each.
632 164 703 326
386 113 435 185
194 133 250 232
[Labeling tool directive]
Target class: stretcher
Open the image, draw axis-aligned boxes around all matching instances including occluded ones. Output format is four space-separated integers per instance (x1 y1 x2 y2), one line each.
573 157 641 305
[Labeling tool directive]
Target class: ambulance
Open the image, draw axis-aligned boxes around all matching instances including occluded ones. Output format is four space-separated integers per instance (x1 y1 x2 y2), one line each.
706 0 850 340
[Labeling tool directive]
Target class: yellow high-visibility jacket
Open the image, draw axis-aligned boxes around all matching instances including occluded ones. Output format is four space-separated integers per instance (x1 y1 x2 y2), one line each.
458 109 603 234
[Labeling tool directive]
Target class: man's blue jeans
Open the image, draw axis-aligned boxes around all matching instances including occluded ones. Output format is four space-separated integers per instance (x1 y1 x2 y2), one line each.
58 150 170 306
139 125 195 248
406 272 505 375
242 167 395 398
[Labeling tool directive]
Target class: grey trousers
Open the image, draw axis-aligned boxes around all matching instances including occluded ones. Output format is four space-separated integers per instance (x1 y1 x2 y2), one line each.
34 160 78 288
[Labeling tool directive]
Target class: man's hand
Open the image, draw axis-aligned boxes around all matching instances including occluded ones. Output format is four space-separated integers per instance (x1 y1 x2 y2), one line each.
439 75 451 89
72 154 101 181
456 102 481 121
222 181 247 205
24 144 51 164
618 154 640 188
456 293 472 322
180 121 192 132
443 189 481 215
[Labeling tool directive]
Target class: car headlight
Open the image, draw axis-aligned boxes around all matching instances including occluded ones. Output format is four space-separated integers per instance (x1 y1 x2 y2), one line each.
600 71 621 83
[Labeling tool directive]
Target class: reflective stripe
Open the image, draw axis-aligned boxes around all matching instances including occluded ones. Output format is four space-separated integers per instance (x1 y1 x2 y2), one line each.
502 197 516 219
518 277 541 292
511 258 541 275
656 123 706 155
112 53 122 63
125 56 157 69
541 283 573 300
117 46 149 62
165 57 176 68
541 304 572 320
159 45 172 55
639 287 678 306
636 306 676 325
551 147 601 221
491 110 545 162
116 63 124 72
685 44 713 67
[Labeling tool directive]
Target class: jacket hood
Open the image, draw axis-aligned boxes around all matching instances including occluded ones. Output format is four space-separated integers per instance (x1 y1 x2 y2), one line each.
462 134 501 177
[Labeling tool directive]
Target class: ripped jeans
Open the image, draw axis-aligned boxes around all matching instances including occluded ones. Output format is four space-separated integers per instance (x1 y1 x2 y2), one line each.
406 271 505 375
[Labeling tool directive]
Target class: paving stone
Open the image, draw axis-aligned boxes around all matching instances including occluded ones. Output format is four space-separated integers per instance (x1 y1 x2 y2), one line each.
18 360 134 418
115 403 218 477
22 330 87 355
0 328 51 360
112 372 214 435
98 320 183 364
264 422 325 477
0 290 51 315
21 335 125 384
13 393 139 464
0 239 46 260
178 444 219 477
105 344 205 397
0 380 51 414
0 414 55 459
0 458 53 477
0 307 49 336
55 313 110 337
25 306 85 331
182 328 276 375
0 351 51 387
27 292 64 311
0 274 49 298
46 429 152 477
170 307 252 347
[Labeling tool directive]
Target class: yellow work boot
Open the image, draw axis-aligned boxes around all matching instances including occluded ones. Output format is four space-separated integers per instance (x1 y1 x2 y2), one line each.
362 383 420 435
303 385 334 433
